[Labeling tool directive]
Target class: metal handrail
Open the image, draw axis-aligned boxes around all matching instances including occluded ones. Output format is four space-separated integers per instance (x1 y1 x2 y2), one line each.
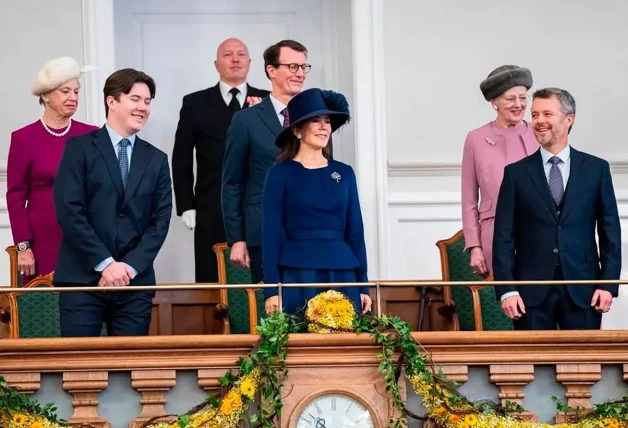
1 278 626 316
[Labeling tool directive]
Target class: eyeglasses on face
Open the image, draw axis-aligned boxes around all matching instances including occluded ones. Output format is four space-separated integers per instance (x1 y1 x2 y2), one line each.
276 63 312 74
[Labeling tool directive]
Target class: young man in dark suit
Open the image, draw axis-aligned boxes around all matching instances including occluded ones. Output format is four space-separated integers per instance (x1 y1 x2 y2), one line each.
172 38 269 283
493 87 622 330
53 69 172 337
221 40 310 287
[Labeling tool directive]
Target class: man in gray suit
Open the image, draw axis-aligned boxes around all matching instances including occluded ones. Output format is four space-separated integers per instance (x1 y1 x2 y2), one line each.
221 40 310 283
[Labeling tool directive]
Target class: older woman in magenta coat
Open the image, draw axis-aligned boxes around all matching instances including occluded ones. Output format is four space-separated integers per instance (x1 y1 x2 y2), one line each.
461 65 538 277
6 57 98 283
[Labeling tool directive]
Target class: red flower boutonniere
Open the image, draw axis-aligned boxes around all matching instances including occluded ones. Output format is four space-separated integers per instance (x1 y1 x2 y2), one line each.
246 96 263 106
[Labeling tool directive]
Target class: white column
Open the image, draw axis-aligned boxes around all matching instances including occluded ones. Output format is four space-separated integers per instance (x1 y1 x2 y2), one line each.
351 0 390 279
81 0 116 126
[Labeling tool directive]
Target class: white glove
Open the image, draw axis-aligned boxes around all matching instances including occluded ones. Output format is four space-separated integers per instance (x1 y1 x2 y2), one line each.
181 209 196 230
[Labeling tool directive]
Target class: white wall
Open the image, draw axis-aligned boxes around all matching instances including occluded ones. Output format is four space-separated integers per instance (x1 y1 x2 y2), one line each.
0 0 89 286
384 0 628 169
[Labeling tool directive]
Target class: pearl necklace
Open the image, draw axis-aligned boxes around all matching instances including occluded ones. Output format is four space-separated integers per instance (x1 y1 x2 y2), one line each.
40 118 71 137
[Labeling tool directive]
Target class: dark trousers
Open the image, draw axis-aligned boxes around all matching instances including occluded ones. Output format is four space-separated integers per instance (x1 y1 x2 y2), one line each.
249 246 263 284
194 208 226 283
514 267 602 330
58 286 154 337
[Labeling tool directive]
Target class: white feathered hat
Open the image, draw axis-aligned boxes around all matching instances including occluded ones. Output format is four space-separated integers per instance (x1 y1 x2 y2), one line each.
31 56 96 96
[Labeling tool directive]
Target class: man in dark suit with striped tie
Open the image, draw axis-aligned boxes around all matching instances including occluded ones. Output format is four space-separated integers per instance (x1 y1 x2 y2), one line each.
53 69 172 337
493 87 622 330
221 39 311 284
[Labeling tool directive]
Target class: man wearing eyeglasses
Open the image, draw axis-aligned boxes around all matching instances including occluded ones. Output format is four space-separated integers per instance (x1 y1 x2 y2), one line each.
222 39 319 284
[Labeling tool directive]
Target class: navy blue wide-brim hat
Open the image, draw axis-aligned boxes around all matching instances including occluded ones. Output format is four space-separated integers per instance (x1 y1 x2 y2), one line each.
275 88 350 148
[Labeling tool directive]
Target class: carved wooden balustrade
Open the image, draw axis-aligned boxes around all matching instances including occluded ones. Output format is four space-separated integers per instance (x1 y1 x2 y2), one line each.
1 331 628 427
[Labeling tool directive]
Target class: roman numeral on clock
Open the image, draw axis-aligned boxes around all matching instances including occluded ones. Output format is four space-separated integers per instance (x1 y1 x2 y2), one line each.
314 403 322 414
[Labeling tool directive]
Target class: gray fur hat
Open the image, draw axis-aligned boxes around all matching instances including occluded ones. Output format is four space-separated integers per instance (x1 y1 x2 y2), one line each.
479 65 533 101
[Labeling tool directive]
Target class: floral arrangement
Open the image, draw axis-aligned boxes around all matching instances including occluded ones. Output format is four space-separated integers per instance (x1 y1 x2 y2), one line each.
2 290 627 428
305 289 356 333
0 376 65 428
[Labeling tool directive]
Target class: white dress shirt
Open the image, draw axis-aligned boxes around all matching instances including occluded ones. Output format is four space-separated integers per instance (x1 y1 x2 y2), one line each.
500 144 571 302
219 81 248 108
269 94 288 125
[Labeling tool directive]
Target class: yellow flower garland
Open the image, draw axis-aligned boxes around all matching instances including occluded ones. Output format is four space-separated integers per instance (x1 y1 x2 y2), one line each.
144 368 260 428
0 413 58 428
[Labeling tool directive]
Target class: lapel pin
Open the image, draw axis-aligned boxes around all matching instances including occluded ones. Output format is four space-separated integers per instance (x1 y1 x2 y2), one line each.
486 138 495 146
331 171 341 183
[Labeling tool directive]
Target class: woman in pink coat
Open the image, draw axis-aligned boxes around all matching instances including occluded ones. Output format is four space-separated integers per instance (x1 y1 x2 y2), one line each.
461 65 538 277
6 57 98 283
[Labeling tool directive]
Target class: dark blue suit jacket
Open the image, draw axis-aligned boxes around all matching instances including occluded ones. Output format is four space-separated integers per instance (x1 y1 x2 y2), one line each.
222 96 281 248
53 126 172 286
222 96 335 248
493 148 622 308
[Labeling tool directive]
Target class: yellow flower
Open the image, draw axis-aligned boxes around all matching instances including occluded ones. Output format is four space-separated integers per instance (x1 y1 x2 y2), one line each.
29 422 43 428
434 406 447 417
458 423 470 428
13 413 26 426
220 400 233 416
240 378 256 399
223 390 243 410
601 418 620 428
449 414 461 423
464 413 478 426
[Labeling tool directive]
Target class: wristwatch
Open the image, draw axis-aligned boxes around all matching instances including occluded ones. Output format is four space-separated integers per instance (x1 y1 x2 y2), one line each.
17 242 30 252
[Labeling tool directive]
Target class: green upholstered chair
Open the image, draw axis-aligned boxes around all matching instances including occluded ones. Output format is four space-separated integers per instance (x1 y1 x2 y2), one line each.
7 275 107 338
213 243 265 334
435 230 513 331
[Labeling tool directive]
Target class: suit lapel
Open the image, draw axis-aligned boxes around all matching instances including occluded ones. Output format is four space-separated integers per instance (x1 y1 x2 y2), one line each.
122 137 153 208
522 125 539 156
257 96 282 136
525 151 558 221
94 126 124 198
559 148 584 221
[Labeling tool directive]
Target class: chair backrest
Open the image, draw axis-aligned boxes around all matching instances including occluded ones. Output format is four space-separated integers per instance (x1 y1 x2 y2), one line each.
213 243 265 334
7 275 107 338
7 275 59 338
435 230 513 331
5 246 21 288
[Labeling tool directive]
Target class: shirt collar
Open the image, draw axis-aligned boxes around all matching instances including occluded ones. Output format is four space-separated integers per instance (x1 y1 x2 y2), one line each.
105 123 136 148
269 94 288 117
540 144 570 164
219 81 247 100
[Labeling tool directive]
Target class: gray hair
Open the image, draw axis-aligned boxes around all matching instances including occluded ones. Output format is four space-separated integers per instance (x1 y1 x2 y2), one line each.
533 87 576 116
533 87 576 133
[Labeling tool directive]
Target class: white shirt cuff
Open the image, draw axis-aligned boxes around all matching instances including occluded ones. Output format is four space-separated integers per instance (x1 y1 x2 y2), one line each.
500 291 520 301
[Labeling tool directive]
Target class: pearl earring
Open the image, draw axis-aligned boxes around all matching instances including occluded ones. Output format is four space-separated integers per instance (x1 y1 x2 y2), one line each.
43 97 50 103
492 104 497 110
296 134 301 139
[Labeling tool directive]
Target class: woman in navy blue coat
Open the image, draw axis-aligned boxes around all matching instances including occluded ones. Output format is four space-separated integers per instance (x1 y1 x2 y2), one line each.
261 88 372 316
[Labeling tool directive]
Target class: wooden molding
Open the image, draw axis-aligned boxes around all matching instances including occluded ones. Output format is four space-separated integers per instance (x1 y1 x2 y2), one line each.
198 368 227 393
429 365 468 384
130 370 177 428
1 332 628 373
62 371 111 428
489 364 536 421
554 364 602 423
2 372 40 395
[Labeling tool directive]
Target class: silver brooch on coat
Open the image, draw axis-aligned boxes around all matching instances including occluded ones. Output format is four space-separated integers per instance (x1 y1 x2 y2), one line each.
486 138 495 146
331 171 341 183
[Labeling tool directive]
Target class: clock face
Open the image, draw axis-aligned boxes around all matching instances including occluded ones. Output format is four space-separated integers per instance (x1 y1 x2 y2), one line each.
295 393 374 428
